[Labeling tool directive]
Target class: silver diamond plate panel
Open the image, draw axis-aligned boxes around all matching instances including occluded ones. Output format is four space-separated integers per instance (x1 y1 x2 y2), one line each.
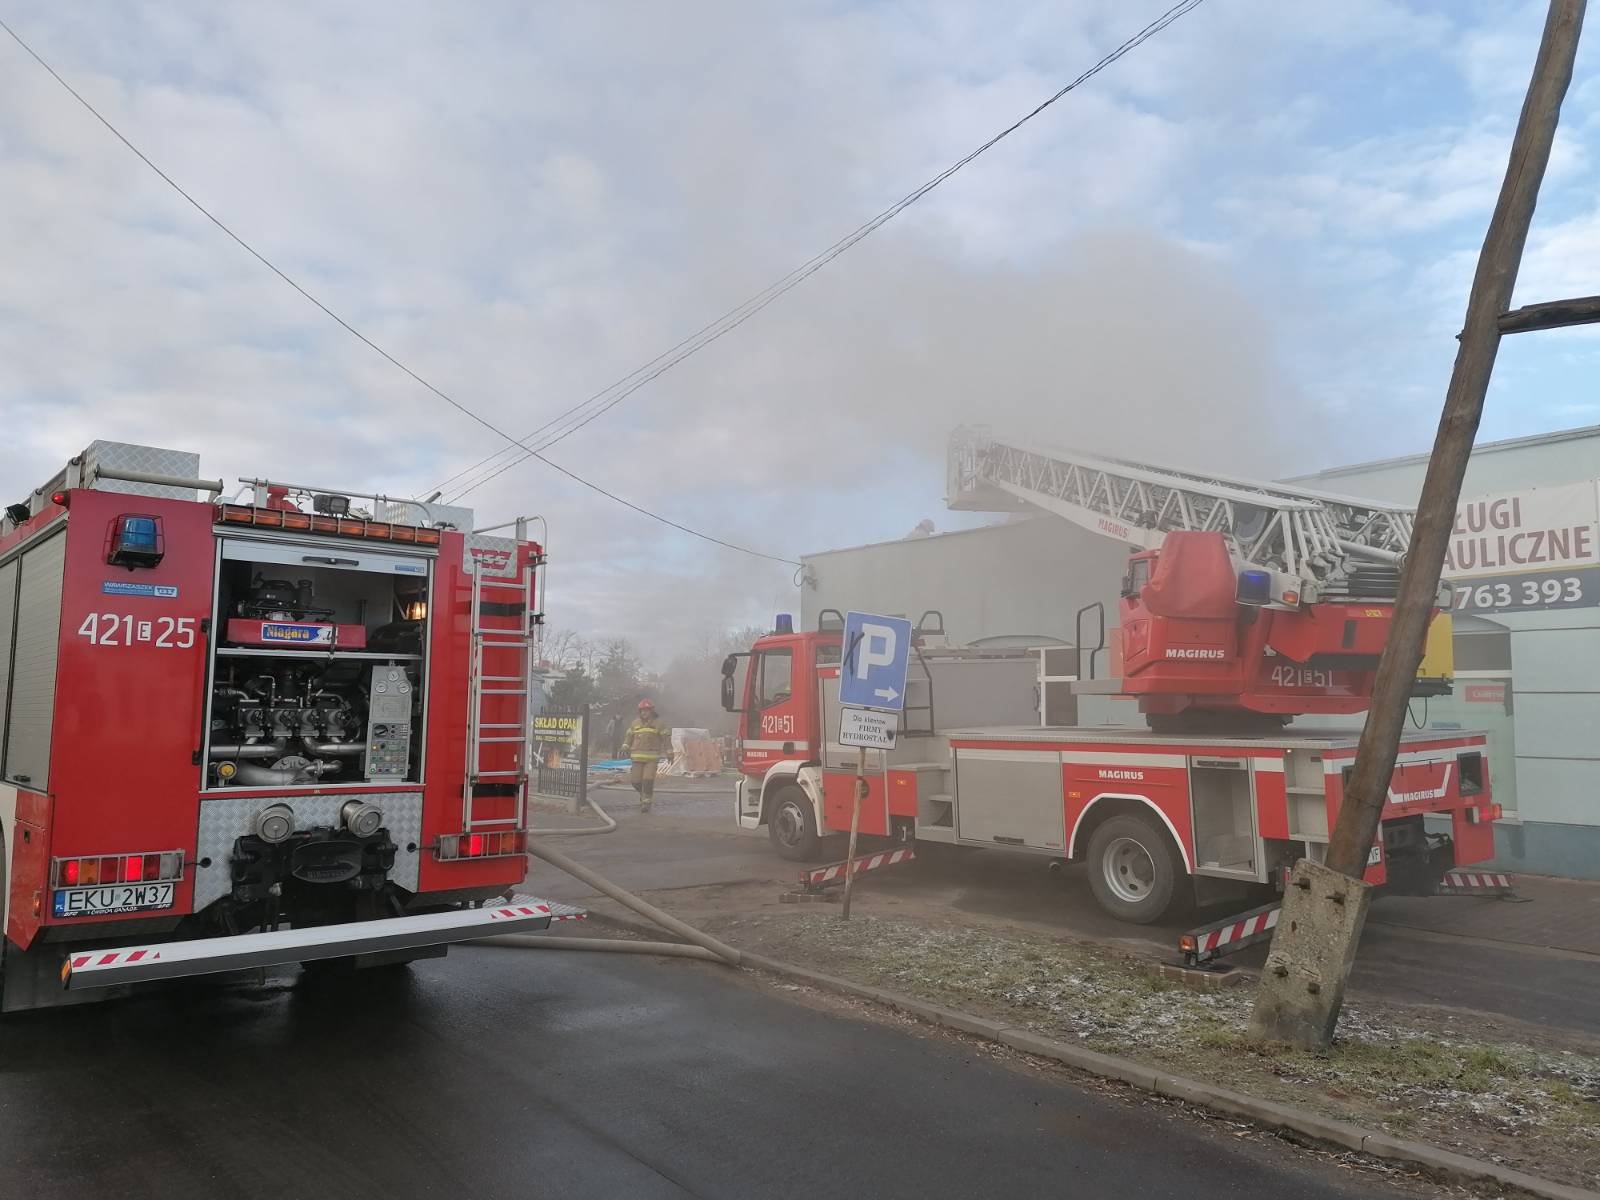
84 441 203 500
379 499 475 532
462 533 521 579
193 791 424 909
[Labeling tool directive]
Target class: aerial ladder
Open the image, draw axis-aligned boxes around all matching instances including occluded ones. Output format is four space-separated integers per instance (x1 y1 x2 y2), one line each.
946 428 1453 728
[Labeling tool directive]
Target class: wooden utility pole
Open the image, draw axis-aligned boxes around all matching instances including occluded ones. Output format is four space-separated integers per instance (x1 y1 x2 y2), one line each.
1251 0 1586 1050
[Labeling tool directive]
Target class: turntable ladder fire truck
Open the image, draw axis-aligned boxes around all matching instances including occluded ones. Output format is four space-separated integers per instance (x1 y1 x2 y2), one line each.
0 441 569 1014
727 431 1499 927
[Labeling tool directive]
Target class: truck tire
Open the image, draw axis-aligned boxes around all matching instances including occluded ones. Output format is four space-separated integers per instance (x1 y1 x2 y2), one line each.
1086 814 1185 924
766 785 822 862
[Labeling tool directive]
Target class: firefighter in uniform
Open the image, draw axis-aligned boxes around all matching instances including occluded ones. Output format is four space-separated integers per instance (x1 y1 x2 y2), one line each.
621 698 670 812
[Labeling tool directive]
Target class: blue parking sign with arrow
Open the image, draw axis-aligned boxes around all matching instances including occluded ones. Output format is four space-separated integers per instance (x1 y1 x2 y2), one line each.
838 611 913 712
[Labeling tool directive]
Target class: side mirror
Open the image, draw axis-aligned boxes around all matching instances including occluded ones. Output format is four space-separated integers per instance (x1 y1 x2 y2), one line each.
721 655 738 712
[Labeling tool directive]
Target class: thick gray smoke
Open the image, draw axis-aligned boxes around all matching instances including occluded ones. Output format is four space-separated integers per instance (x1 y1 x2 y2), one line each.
0 1 1346 669
698 225 1321 482
527 222 1326 664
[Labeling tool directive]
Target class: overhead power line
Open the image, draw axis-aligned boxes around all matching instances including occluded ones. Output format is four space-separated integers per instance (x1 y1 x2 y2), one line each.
2 0 1206 552
0 12 798 566
432 0 1208 504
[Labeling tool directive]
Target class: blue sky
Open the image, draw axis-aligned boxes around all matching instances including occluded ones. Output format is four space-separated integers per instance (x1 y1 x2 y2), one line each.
1 1 1597 661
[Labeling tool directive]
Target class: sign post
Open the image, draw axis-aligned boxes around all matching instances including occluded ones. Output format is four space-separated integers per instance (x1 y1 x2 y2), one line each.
838 612 912 920
532 705 588 812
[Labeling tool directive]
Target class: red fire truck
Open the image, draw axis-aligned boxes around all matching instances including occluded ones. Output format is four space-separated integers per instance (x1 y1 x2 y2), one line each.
725 434 1501 924
1 441 556 1013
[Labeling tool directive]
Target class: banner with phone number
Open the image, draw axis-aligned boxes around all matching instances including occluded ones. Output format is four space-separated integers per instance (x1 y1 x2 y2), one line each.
1449 565 1599 614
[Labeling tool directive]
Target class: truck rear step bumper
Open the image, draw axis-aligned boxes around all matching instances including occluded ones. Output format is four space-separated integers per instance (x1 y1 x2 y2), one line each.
61 897 560 991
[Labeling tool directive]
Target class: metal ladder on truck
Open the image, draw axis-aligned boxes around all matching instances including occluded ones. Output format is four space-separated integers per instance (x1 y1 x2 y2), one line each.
463 549 540 836
947 427 1417 597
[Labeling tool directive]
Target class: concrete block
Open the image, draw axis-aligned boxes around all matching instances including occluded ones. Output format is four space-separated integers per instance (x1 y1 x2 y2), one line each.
1248 859 1373 1050
779 890 840 904
1152 962 1246 990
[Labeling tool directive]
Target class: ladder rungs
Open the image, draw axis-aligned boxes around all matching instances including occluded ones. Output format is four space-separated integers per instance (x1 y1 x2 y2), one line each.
477 736 525 744
481 688 528 696
480 675 523 682
476 579 527 589
465 818 522 829
472 770 524 779
478 722 522 730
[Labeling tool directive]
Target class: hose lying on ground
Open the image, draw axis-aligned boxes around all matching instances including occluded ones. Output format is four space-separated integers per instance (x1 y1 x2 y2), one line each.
524 792 618 837
474 935 724 962
593 782 718 795
525 773 726 837
524 839 742 967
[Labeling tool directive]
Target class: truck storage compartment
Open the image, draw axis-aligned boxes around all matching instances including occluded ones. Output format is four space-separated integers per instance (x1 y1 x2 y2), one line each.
203 537 434 789
1189 758 1257 875
953 748 1065 851
1285 749 1329 841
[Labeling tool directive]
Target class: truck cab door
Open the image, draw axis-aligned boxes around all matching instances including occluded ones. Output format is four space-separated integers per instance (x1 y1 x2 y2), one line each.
740 645 803 779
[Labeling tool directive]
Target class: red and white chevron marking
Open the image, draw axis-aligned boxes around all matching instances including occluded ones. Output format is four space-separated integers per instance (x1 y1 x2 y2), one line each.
1192 906 1280 957
1438 871 1514 892
803 847 915 889
488 902 553 921
68 947 162 971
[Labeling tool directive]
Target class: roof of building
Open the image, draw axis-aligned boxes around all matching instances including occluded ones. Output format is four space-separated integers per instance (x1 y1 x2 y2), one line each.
801 515 1046 560
1287 422 1600 483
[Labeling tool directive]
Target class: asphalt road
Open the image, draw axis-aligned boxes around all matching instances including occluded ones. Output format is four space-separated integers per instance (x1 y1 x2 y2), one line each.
0 947 1432 1200
541 783 1600 1038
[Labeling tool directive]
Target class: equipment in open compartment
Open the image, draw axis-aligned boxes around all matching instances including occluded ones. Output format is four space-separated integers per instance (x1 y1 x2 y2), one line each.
363 664 414 781
208 659 418 787
224 573 367 650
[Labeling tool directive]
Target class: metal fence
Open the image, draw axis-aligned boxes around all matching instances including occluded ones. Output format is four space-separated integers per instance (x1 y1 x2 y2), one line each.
532 703 588 807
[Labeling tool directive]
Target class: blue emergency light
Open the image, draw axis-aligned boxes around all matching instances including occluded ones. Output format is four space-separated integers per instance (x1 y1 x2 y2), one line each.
107 514 164 569
1235 569 1272 606
774 613 794 633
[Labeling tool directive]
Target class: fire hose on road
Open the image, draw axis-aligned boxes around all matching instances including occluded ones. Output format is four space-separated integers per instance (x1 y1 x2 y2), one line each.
521 775 707 837
524 791 619 837
479 838 743 967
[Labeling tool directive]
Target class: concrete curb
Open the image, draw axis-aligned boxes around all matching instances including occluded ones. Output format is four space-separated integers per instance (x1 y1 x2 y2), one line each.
566 913 1596 1200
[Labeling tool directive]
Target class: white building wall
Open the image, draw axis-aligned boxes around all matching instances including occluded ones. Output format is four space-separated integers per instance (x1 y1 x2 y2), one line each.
1295 427 1600 879
801 517 1129 653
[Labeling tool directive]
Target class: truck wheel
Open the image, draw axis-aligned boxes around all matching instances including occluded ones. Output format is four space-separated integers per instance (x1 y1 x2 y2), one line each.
1086 814 1184 924
767 786 822 862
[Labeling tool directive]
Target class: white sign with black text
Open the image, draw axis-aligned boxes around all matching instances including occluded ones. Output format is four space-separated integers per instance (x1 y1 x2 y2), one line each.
1444 479 1600 613
839 707 898 749
1445 481 1598 577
